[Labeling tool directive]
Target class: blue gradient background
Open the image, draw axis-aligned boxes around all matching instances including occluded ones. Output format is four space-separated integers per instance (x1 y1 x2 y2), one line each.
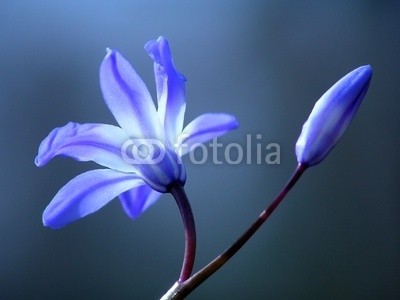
1 1 399 299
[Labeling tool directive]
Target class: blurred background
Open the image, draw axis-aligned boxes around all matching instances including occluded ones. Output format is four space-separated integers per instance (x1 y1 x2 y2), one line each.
1 1 399 299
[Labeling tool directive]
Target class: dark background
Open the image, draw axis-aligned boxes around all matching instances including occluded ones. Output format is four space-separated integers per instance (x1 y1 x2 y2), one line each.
1 1 399 299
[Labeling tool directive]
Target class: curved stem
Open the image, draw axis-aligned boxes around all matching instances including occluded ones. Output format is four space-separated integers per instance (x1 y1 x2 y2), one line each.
169 184 196 282
163 164 307 299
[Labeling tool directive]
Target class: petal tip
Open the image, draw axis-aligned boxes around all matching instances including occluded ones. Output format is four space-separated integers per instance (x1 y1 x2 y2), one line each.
219 113 240 130
353 65 372 83
103 48 117 63
156 36 166 42
231 116 240 129
42 213 61 229
105 47 113 55
360 64 372 74
364 64 373 78
144 36 167 52
362 64 372 71
34 156 42 167
144 36 173 67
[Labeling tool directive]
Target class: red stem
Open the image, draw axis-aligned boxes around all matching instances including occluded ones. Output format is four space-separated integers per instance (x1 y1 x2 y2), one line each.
166 164 307 299
170 184 196 282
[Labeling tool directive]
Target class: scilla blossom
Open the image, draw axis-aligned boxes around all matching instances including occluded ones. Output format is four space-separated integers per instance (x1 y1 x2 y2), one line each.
36 37 238 229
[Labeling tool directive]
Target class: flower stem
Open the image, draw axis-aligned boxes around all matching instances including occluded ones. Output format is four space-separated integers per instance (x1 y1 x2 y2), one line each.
169 184 196 282
162 164 307 299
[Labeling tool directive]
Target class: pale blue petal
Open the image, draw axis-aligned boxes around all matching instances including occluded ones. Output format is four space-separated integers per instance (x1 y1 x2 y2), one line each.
145 37 186 144
119 185 162 219
35 122 136 173
100 49 164 140
177 113 239 156
43 169 145 229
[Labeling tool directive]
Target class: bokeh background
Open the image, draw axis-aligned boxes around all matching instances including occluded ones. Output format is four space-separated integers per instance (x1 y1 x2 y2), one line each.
1 1 399 299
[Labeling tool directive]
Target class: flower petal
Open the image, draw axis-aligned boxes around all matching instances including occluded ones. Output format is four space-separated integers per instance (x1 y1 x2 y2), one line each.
177 113 239 156
145 37 186 144
43 169 145 229
35 122 136 173
119 185 162 219
100 49 163 140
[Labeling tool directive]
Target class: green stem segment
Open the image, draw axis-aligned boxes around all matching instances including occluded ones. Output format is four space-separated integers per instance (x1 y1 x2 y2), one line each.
170 184 196 282
162 164 307 299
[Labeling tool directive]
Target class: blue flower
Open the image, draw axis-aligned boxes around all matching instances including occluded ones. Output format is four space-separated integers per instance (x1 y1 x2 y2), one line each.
36 36 238 229
296 65 372 167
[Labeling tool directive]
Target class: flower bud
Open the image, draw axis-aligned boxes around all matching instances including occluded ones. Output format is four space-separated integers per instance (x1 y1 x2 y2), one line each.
296 65 372 166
